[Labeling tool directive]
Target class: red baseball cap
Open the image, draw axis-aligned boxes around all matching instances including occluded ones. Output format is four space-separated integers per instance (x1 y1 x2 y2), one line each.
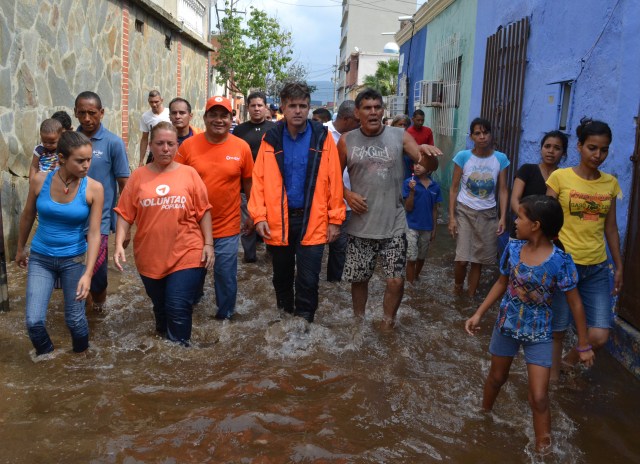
205 96 232 113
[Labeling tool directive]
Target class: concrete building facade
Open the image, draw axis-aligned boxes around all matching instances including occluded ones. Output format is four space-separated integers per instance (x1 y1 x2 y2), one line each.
337 0 414 104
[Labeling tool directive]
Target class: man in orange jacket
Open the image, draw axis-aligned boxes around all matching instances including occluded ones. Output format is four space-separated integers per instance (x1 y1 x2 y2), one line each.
249 82 345 323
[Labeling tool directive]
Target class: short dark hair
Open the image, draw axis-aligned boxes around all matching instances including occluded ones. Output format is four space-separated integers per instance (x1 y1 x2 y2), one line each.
40 118 63 135
280 82 311 104
57 131 92 158
470 117 491 134
149 121 177 142
541 130 569 160
337 100 356 119
576 117 612 144
169 97 192 113
75 91 102 109
51 111 73 130
355 88 383 108
247 91 267 106
148 90 161 98
312 108 332 123
412 109 425 117
519 195 564 241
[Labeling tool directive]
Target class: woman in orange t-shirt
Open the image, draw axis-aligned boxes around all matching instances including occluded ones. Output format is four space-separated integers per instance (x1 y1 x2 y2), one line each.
113 122 213 346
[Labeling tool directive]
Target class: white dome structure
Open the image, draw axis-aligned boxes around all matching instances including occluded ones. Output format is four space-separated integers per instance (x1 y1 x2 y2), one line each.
383 42 400 54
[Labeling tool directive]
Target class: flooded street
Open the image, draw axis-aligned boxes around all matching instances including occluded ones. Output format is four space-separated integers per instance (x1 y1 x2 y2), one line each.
0 226 639 463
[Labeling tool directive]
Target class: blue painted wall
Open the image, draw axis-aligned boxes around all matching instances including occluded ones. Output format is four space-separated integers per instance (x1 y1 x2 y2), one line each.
470 0 640 245
398 26 427 117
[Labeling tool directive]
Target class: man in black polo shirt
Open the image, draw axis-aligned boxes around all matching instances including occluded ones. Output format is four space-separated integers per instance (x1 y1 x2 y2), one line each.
233 91 276 262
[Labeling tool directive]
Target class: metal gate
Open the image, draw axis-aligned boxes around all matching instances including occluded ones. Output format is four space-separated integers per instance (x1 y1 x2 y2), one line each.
618 113 640 329
480 17 530 182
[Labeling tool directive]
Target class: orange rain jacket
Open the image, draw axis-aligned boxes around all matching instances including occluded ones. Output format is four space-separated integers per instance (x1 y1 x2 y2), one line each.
248 120 346 246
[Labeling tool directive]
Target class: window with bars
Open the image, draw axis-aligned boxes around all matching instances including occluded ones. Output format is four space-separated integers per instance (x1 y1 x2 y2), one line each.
433 34 461 136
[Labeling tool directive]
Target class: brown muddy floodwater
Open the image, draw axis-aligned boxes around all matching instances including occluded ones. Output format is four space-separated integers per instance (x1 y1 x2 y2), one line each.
0 226 639 463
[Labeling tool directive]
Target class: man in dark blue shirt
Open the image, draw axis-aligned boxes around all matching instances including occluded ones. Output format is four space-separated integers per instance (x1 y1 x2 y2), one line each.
233 91 276 263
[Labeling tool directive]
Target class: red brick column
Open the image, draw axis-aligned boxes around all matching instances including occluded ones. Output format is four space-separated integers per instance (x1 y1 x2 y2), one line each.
121 2 130 147
177 40 182 97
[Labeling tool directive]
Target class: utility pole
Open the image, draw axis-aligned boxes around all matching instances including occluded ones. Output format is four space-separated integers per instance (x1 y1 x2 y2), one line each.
332 56 338 110
214 0 246 105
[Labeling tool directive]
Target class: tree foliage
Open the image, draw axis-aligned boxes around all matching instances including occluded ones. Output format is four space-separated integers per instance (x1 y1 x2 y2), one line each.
362 59 399 96
215 3 293 98
265 63 317 102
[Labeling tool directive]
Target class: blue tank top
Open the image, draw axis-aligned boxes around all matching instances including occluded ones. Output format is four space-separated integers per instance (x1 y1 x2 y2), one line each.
31 170 90 257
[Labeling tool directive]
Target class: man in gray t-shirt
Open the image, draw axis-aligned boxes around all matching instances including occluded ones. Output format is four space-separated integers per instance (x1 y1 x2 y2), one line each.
338 88 441 329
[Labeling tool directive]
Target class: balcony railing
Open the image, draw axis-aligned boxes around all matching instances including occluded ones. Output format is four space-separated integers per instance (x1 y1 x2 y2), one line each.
178 0 206 37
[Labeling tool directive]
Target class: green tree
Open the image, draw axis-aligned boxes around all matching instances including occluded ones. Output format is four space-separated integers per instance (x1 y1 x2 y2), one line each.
361 59 399 96
265 63 317 103
215 3 293 100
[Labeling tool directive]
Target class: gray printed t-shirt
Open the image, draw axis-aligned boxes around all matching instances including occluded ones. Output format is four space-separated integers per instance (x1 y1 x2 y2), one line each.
344 126 406 239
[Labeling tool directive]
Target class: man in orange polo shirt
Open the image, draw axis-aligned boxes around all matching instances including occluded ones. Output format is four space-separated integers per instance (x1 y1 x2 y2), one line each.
177 96 254 320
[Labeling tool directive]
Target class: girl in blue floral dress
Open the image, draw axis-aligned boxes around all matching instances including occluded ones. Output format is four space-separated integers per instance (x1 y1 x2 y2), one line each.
465 195 594 453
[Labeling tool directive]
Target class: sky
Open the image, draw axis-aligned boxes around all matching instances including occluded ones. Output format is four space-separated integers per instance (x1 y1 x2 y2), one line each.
212 0 425 82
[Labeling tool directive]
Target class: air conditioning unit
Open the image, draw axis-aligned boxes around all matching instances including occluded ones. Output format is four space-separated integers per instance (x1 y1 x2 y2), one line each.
420 80 444 107
387 95 406 116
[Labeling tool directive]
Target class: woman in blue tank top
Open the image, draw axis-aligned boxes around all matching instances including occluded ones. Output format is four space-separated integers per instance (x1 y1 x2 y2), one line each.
16 131 104 356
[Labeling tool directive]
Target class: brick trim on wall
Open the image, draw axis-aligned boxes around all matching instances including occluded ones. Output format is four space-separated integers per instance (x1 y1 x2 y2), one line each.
121 2 130 146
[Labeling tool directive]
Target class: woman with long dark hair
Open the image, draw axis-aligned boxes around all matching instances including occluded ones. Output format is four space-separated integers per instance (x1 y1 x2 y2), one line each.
16 131 104 355
546 117 622 380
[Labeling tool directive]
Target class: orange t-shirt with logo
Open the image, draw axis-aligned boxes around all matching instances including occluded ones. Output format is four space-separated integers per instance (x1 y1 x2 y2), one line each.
176 133 254 238
114 164 212 279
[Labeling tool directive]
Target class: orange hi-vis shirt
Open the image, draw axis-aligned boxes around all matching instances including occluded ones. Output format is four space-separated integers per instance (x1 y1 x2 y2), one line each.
176 133 254 238
114 164 212 279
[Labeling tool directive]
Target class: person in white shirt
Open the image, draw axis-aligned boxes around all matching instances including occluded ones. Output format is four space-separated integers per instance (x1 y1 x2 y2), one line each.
138 90 170 167
324 100 360 282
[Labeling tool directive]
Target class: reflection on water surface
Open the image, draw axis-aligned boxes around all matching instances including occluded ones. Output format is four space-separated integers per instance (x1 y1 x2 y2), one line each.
0 227 638 463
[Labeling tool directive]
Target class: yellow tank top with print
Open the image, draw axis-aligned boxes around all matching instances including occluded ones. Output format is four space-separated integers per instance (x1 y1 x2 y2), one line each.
546 167 620 265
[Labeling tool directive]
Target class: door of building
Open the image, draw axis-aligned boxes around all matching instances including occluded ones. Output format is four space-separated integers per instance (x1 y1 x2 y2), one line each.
480 17 529 183
618 113 640 329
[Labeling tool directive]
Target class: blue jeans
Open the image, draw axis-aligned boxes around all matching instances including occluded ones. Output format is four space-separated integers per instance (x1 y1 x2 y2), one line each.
240 193 257 262
327 210 351 282
140 267 205 346
267 215 325 322
213 234 239 319
552 261 613 331
25 252 89 355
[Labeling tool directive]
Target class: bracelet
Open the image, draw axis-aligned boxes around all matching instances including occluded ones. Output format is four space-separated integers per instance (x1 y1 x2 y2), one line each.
204 243 213 246
576 344 593 353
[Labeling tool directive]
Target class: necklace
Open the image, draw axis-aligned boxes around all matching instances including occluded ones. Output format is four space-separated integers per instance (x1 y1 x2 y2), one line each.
57 170 76 194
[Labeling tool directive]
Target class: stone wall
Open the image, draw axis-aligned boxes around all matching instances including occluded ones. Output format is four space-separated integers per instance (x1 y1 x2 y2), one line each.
0 0 211 260
180 36 207 130
127 2 177 160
